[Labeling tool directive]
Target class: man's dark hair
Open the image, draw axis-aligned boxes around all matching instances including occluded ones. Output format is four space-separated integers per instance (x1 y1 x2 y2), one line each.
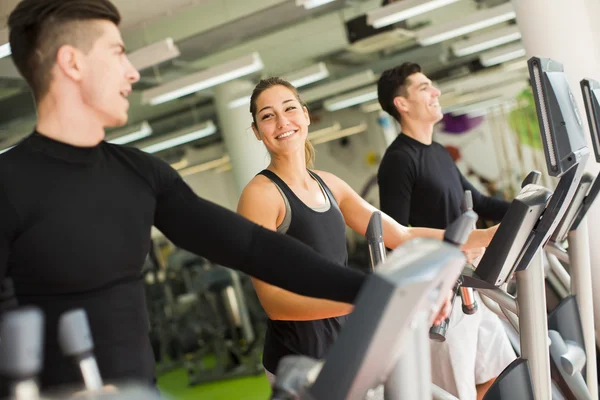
8 0 121 101
377 62 422 123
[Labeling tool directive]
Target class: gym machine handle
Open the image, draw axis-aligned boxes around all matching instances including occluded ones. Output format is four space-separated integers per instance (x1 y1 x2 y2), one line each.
459 191 478 316
366 211 385 270
0 307 44 378
58 309 104 392
522 170 542 188
442 210 478 246
270 355 323 400
428 278 462 342
430 196 479 342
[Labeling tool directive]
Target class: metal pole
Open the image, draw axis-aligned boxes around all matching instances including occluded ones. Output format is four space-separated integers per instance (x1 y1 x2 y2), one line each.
546 242 570 264
545 251 571 294
477 288 519 316
516 249 552 400
567 218 598 399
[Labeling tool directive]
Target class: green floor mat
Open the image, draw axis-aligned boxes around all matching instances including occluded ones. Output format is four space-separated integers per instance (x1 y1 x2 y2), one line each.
157 368 271 400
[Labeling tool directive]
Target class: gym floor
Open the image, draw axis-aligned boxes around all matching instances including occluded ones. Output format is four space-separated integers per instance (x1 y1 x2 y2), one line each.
157 368 270 400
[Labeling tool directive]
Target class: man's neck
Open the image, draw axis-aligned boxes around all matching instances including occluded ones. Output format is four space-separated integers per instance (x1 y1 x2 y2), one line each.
400 120 435 145
36 94 105 147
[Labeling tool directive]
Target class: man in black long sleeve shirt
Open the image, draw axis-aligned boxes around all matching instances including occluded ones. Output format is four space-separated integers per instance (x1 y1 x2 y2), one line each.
376 62 515 400
0 0 366 394
379 133 510 229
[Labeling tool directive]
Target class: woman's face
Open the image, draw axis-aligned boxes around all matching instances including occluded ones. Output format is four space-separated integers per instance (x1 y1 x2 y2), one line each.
252 85 310 157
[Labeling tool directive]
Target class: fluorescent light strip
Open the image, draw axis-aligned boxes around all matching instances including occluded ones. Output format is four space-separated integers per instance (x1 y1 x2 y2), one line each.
311 123 367 145
0 43 10 59
179 155 231 177
417 2 516 46
307 122 342 141
360 101 382 113
171 158 190 170
452 25 521 57
450 97 506 115
297 0 337 9
367 0 461 29
438 67 528 96
143 53 264 106
0 145 14 154
323 86 378 112
107 121 153 145
480 43 526 67
287 62 330 88
228 63 330 109
128 38 181 71
141 121 217 154
442 80 528 111
228 96 251 109
302 70 376 104
501 58 528 72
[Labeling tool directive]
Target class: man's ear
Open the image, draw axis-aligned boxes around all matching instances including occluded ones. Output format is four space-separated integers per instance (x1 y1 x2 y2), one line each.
393 96 409 114
55 45 84 82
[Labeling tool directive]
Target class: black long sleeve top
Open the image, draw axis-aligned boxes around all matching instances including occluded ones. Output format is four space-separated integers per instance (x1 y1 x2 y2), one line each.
378 133 510 229
0 131 366 391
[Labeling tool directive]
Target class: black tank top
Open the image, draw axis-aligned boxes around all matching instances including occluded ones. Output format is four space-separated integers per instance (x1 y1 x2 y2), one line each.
258 169 349 374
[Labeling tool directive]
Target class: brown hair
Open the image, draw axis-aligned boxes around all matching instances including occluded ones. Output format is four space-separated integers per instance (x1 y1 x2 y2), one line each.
250 77 315 168
8 0 121 101
377 62 422 123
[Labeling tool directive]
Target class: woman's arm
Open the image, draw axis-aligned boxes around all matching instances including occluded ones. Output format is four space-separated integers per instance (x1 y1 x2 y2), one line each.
236 177 353 321
317 171 496 251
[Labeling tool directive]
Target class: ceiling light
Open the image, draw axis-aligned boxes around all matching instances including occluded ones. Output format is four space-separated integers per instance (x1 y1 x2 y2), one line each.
142 53 264 105
367 0 461 29
311 123 367 145
228 96 251 109
287 62 330 88
323 86 378 112
307 122 342 141
127 38 181 71
449 97 508 115
302 70 376 104
480 43 526 67
179 155 231 177
106 121 153 145
0 43 10 60
417 2 516 46
228 62 330 109
296 0 337 9
360 101 383 113
139 121 217 154
452 25 521 57
0 29 9 60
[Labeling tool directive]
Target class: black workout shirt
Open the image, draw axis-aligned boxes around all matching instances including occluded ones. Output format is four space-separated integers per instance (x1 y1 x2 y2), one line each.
378 133 509 228
0 131 365 392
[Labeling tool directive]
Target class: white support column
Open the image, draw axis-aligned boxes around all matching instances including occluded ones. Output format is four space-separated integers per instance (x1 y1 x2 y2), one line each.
213 80 270 196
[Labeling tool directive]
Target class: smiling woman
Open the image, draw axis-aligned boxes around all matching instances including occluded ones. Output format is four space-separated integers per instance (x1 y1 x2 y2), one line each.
236 76 498 386
250 77 316 168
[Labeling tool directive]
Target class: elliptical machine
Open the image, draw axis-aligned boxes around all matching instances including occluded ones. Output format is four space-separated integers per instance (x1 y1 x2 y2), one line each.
270 212 478 400
268 56 592 400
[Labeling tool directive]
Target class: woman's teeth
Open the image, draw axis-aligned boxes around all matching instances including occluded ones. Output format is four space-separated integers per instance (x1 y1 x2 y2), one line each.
277 130 295 139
